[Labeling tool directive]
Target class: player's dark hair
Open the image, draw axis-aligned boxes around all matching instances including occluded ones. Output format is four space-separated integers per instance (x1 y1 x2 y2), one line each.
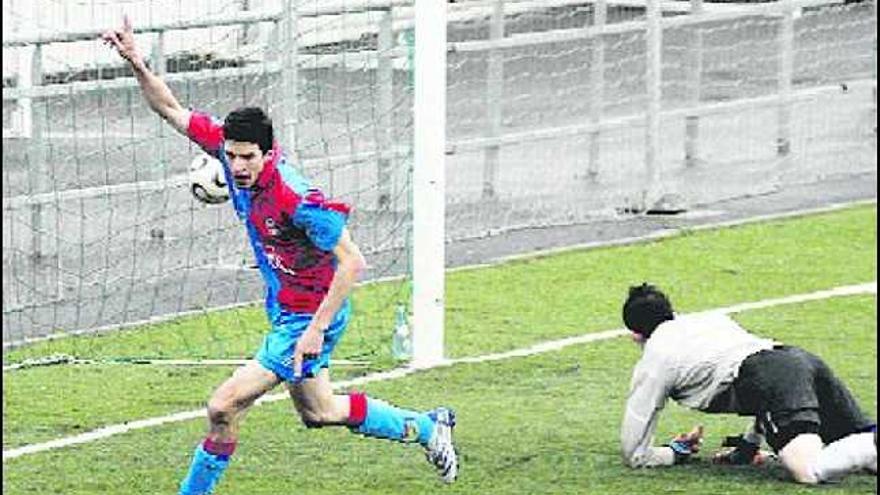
622 283 675 339
223 107 274 153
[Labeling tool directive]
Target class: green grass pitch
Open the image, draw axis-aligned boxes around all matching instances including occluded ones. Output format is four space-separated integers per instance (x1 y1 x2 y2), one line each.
3 205 876 494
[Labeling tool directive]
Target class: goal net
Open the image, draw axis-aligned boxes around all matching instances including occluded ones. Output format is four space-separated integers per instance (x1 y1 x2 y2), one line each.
2 0 416 364
2 0 876 364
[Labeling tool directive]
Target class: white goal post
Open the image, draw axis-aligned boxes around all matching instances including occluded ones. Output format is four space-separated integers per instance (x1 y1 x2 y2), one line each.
2 0 874 365
411 0 447 367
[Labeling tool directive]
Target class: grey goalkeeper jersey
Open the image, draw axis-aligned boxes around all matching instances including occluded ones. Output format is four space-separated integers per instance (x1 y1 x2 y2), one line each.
620 312 777 468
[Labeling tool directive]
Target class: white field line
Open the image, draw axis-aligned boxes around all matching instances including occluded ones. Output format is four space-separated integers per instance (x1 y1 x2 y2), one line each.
1 358 369 372
3 281 876 461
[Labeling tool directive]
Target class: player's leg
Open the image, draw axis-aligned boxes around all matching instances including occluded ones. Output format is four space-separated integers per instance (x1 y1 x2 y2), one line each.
813 350 876 440
774 421 875 484
777 430 824 484
286 368 458 482
761 347 876 484
811 429 877 479
810 351 877 479
179 360 281 495
285 367 348 425
280 301 458 482
287 368 435 444
279 301 438 445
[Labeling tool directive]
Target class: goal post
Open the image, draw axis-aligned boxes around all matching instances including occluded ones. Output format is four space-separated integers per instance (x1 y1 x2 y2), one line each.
411 0 447 367
3 0 875 366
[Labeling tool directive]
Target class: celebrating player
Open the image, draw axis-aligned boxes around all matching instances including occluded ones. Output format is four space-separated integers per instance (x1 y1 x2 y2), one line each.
102 15 458 495
619 283 876 484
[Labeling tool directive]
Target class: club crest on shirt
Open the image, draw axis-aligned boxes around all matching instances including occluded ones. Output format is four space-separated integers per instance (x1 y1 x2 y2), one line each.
264 245 297 277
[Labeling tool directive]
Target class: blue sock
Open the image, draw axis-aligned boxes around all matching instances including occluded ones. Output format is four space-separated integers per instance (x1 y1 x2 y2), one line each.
178 442 233 495
352 396 436 446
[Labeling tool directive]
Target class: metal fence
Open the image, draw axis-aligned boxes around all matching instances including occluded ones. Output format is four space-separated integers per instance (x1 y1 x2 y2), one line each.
2 0 876 346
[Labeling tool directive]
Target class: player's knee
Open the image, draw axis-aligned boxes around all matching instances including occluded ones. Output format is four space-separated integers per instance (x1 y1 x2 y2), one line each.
781 449 821 484
302 419 325 429
788 465 821 485
298 409 329 428
779 433 823 485
206 397 236 426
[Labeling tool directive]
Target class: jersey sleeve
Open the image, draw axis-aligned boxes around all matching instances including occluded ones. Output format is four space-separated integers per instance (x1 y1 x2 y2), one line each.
292 188 351 252
620 357 676 468
187 110 224 156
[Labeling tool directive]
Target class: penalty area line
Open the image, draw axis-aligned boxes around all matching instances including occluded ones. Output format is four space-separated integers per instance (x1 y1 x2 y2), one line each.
3 281 875 461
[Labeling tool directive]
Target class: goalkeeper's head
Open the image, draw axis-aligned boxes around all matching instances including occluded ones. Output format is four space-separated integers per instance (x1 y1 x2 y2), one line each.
622 283 674 341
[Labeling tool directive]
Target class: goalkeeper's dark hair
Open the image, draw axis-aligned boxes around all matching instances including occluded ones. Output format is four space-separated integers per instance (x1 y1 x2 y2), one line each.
223 107 274 153
622 283 675 339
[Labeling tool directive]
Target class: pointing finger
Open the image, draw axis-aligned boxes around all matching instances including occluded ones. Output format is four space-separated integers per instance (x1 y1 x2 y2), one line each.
103 31 123 50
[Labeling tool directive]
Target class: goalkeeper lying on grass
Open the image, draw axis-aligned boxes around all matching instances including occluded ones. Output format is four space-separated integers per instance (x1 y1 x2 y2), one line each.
619 283 876 484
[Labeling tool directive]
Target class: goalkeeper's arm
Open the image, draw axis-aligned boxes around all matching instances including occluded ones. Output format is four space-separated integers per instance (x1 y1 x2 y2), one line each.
621 363 704 467
620 369 678 467
102 15 190 135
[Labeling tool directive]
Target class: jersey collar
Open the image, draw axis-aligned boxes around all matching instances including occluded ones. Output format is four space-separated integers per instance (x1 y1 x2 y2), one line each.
253 141 282 191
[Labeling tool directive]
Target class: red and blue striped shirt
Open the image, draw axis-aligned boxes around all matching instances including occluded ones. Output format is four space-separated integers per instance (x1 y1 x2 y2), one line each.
187 110 351 318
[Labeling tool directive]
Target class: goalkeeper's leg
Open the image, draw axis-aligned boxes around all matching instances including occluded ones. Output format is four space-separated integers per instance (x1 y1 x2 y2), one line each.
778 429 876 484
731 346 876 483
179 361 280 495
766 407 875 484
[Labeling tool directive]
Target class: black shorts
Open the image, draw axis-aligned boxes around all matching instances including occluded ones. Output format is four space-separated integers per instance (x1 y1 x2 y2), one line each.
731 346 875 452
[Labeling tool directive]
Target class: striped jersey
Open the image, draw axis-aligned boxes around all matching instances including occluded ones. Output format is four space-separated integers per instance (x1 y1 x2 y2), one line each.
187 110 350 321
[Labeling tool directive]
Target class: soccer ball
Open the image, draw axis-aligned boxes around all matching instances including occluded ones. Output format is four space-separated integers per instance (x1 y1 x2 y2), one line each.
189 153 229 204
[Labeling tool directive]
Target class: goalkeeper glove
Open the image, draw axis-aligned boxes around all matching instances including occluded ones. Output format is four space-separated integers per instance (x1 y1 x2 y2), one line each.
666 425 703 465
712 435 776 466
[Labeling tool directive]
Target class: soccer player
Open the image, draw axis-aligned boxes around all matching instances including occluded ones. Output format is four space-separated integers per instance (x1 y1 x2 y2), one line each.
619 283 876 484
102 16 458 494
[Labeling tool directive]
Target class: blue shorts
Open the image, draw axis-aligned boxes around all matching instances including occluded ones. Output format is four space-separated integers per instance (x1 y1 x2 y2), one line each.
255 301 351 383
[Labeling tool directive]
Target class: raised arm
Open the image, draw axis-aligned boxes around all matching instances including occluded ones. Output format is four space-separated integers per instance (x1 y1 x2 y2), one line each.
102 15 190 135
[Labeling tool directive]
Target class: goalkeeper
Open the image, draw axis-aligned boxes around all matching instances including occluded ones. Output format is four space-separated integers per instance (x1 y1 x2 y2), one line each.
102 15 458 495
619 283 876 484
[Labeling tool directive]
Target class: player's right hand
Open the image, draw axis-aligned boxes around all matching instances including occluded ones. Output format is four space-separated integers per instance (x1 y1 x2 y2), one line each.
291 327 324 381
673 424 704 453
667 425 703 464
711 435 777 466
101 15 142 65
712 447 776 465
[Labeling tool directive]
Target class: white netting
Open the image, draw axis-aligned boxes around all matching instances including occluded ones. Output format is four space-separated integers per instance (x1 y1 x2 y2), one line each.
444 0 876 242
2 0 415 348
2 0 877 351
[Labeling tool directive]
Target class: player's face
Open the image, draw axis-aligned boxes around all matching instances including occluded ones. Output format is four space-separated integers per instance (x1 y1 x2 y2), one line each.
630 331 646 345
225 140 266 189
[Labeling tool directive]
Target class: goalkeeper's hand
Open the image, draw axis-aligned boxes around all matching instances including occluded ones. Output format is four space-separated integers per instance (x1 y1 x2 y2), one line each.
667 425 704 464
712 435 777 466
